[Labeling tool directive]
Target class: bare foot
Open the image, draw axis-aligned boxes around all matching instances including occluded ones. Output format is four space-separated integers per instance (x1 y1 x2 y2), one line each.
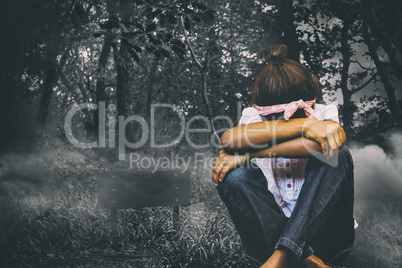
302 254 331 268
260 249 294 268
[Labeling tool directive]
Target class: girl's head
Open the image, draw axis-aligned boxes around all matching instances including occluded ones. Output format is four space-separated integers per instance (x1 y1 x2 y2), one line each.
252 44 319 107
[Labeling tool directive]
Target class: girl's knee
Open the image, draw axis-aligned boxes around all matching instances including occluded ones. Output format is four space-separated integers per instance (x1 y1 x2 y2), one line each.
305 146 354 185
339 146 353 163
218 166 261 194
221 166 251 188
339 146 354 174
216 166 254 204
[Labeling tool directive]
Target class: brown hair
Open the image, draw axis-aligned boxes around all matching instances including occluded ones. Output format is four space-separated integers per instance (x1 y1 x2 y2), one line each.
252 44 319 108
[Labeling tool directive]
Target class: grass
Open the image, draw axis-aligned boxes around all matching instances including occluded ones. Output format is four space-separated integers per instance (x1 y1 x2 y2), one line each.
344 201 402 268
0 138 259 267
0 133 401 267
0 181 258 267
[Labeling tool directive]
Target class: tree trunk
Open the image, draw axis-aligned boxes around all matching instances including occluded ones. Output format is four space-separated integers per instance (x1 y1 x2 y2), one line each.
36 43 71 126
180 15 220 145
146 59 159 119
341 91 354 136
91 32 113 139
280 0 300 61
201 71 219 142
362 9 402 127
114 0 132 117
113 42 130 117
96 37 113 110
339 17 353 134
37 67 58 125
0 82 14 149
366 4 402 78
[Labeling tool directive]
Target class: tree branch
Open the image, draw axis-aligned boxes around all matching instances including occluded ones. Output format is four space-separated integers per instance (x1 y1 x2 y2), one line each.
180 15 220 144
350 59 375 71
350 73 378 94
180 15 204 71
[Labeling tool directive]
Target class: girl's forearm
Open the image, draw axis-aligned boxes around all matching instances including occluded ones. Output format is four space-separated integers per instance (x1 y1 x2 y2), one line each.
248 137 322 159
221 118 318 154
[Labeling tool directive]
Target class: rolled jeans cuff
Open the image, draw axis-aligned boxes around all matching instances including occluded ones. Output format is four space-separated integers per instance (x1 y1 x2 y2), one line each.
301 246 315 260
275 237 303 259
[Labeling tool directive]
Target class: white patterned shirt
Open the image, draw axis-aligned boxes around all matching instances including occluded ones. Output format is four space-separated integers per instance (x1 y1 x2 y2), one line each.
238 104 339 218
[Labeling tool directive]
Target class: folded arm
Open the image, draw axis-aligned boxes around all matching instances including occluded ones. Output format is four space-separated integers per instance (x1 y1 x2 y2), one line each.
212 119 346 186
211 137 322 185
220 118 345 158
249 136 322 158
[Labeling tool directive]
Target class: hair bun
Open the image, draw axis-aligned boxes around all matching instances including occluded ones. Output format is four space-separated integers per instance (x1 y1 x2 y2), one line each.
264 44 287 63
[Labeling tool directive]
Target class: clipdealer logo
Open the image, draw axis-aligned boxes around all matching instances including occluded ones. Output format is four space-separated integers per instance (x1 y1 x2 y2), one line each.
64 102 238 160
64 101 338 167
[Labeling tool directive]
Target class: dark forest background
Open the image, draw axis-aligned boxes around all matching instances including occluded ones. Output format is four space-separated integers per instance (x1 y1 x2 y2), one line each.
0 0 401 267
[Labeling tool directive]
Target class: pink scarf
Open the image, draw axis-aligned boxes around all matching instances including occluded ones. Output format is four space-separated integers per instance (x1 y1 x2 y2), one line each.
254 99 318 121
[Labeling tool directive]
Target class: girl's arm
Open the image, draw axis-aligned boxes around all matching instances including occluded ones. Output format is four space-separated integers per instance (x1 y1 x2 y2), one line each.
212 137 322 185
249 136 322 158
212 105 345 185
221 118 345 159
221 118 314 151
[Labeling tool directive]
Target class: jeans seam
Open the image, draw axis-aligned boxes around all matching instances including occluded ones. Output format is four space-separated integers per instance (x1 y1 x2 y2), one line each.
277 237 303 257
301 245 314 259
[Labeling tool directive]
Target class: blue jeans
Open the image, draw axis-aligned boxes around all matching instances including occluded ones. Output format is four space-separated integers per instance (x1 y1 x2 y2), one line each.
217 147 355 267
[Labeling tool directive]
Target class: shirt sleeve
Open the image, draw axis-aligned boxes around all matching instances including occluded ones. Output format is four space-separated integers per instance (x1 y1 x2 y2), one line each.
314 104 339 124
323 104 339 123
238 107 263 125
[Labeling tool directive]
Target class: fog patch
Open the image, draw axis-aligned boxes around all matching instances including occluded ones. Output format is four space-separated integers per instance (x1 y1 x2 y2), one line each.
347 130 402 267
